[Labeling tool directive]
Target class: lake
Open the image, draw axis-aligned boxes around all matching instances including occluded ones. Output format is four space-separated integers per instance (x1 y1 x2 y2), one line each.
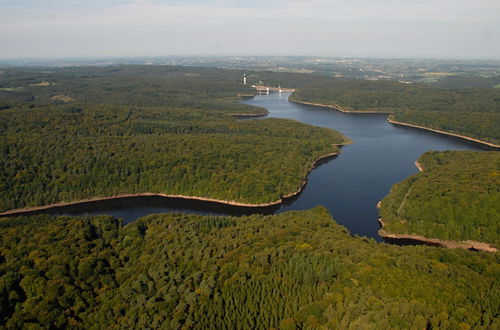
16 93 488 241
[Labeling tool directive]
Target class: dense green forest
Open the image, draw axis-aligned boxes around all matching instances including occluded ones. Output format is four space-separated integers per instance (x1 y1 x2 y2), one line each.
4 65 499 146
429 75 500 89
391 111 500 145
380 151 500 246
0 65 327 108
0 66 257 108
1 65 499 329
0 66 348 212
290 79 500 145
1 208 498 329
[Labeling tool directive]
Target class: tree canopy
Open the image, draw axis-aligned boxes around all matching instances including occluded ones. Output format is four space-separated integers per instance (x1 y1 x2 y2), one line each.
1 208 498 328
380 151 500 246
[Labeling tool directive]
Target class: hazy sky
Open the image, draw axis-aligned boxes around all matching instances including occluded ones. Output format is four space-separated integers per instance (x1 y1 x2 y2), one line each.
1 0 499 59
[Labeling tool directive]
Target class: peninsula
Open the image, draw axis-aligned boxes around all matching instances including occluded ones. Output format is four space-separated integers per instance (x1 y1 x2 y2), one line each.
0 66 349 214
0 149 343 217
378 151 499 251
387 117 500 149
289 79 500 146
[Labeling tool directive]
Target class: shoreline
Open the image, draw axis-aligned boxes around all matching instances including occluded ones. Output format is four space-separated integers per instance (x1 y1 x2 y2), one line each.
289 98 393 114
226 112 268 117
227 93 271 117
0 193 281 217
289 95 499 149
0 149 342 218
281 151 340 199
414 160 424 172
378 224 498 253
388 118 500 149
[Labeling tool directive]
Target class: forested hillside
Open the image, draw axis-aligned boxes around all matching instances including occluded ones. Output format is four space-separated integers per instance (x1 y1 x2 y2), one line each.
0 65 328 108
0 66 256 108
429 75 500 89
1 208 498 329
290 79 500 145
0 66 348 212
379 151 500 246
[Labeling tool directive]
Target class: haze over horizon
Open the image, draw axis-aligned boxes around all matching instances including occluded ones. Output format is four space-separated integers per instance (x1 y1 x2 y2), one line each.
1 0 499 60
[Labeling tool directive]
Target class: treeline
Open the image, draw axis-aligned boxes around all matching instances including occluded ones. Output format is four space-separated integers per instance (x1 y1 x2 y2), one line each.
291 79 500 145
0 208 498 328
380 151 500 246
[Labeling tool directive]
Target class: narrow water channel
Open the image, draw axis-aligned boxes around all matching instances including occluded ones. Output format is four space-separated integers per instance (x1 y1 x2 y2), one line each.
15 93 489 241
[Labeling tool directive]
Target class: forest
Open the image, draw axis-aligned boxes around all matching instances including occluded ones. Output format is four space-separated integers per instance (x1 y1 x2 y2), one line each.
290 79 500 145
0 66 348 212
0 65 329 107
379 151 500 246
1 208 498 329
0 65 498 329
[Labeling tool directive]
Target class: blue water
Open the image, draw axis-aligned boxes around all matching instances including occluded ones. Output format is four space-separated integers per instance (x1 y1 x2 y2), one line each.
241 93 488 240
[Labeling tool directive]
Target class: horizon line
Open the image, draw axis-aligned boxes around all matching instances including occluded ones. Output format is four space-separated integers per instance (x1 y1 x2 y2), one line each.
1 55 500 63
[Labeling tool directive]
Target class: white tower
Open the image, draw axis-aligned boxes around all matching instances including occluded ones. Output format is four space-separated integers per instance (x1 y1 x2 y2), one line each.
243 74 247 85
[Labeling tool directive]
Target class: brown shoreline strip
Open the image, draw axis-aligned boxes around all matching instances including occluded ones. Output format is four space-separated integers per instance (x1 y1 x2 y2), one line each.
0 193 281 217
0 149 343 218
378 227 498 253
388 118 500 149
377 197 497 253
414 161 424 172
226 112 268 117
289 98 393 114
289 96 499 149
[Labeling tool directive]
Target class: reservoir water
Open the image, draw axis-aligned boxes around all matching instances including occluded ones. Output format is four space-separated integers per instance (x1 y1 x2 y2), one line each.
242 94 488 240
17 93 489 241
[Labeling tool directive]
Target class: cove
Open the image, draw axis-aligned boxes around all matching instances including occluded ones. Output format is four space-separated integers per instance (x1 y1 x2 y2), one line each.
7 93 489 241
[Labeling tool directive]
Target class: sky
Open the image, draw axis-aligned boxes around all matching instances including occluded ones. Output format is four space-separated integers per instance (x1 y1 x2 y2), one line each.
1 0 499 59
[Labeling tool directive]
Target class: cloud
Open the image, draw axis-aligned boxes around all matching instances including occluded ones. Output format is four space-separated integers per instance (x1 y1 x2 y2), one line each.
3 0 499 27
